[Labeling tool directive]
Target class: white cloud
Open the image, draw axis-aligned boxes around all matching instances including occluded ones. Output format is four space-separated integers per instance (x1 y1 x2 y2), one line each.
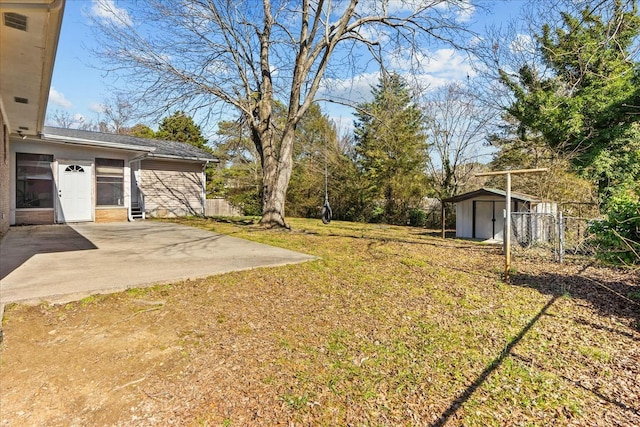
90 0 132 27
510 33 536 55
89 102 106 113
49 87 73 108
388 48 475 85
73 113 86 123
320 72 381 105
319 47 475 109
455 0 476 23
469 35 484 47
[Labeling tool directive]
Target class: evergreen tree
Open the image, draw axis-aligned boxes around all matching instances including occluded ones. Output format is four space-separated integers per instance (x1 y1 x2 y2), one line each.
156 111 209 150
354 72 429 224
127 123 155 139
286 104 339 218
499 0 640 199
213 117 263 215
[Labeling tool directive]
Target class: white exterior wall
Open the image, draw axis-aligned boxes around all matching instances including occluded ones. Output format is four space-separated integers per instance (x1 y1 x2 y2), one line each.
10 139 135 224
455 199 474 239
455 195 528 241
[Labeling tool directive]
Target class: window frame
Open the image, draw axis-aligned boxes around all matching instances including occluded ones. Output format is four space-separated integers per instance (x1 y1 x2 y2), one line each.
95 158 125 207
16 152 54 209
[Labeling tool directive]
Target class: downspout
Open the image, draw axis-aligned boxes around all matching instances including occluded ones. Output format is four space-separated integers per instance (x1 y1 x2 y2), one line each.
201 160 210 216
128 154 148 221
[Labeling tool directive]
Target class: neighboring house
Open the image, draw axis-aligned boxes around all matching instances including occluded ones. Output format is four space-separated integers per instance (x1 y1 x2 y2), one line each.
443 187 557 242
0 0 217 234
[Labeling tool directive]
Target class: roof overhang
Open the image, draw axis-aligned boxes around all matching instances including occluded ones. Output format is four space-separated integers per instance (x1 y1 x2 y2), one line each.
40 131 157 154
443 188 540 204
0 0 65 137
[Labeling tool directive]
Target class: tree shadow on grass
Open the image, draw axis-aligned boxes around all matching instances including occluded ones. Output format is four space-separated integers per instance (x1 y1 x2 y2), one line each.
431 296 559 427
510 351 640 417
203 215 259 226
431 268 639 426
509 269 640 330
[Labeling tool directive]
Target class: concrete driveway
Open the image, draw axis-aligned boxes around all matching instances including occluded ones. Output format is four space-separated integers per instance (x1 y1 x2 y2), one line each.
0 221 316 304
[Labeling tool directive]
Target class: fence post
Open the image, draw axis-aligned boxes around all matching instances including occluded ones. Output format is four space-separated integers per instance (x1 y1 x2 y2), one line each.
558 211 564 264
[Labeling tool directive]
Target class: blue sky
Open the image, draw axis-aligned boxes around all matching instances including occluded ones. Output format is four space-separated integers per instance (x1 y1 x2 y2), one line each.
46 0 524 140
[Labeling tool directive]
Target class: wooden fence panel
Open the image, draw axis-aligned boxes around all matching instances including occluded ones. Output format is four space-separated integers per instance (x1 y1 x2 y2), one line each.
205 198 242 217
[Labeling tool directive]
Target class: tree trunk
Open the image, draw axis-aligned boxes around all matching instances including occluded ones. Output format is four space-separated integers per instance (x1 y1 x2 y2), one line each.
259 128 296 228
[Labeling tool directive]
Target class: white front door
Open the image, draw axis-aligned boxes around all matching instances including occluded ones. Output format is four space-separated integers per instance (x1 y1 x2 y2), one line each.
57 161 93 222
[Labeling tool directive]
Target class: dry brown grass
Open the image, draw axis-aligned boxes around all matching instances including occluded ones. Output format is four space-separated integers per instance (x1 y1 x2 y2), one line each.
1 217 638 426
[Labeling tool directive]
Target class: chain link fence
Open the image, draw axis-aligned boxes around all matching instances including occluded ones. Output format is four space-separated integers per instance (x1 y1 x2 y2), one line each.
510 212 603 264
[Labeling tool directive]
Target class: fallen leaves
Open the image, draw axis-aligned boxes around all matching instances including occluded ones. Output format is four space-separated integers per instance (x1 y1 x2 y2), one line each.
1 218 638 426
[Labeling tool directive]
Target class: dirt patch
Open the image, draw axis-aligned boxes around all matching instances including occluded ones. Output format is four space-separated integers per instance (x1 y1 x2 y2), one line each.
1 218 638 426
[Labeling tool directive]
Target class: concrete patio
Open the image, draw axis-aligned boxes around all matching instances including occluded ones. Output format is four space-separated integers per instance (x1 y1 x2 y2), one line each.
0 221 316 304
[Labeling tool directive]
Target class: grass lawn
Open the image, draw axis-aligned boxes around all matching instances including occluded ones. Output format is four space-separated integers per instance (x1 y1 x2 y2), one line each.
1 217 638 426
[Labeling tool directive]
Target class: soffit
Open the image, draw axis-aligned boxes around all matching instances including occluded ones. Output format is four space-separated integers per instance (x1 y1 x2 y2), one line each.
0 0 65 136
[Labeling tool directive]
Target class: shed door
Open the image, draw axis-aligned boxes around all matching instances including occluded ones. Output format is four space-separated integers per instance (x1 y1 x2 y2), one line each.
57 162 93 222
474 201 505 240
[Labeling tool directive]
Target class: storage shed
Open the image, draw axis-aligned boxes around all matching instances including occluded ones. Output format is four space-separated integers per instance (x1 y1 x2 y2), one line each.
443 188 556 242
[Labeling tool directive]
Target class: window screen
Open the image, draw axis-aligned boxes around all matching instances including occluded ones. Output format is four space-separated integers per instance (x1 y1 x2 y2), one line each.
96 158 124 206
16 153 54 208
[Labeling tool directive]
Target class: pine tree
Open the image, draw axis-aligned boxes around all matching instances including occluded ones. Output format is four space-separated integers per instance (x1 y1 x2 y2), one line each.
354 72 429 224
156 111 209 150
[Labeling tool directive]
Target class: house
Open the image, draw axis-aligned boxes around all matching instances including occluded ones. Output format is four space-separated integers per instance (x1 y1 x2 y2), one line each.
1 0 67 235
0 0 216 234
443 188 557 242
12 127 216 225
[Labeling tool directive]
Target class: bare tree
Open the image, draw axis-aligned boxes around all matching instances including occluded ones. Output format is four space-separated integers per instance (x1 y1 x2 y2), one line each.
92 0 475 227
48 109 99 131
96 94 137 135
48 109 76 128
424 82 493 199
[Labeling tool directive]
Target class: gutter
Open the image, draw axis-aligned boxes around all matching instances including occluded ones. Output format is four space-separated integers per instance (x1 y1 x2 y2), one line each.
0 0 64 10
201 160 211 216
41 133 157 153
147 153 218 163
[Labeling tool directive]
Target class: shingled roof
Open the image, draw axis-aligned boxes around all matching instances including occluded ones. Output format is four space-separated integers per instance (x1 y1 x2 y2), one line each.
42 126 217 162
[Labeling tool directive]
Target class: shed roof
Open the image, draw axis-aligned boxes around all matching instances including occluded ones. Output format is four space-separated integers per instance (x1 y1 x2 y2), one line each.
442 187 540 203
41 126 218 162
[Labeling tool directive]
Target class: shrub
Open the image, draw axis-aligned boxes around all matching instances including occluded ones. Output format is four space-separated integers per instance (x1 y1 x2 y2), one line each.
589 192 640 265
409 208 427 227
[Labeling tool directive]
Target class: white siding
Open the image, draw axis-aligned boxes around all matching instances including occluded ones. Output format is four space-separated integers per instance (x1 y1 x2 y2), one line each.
454 195 526 241
456 199 473 238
